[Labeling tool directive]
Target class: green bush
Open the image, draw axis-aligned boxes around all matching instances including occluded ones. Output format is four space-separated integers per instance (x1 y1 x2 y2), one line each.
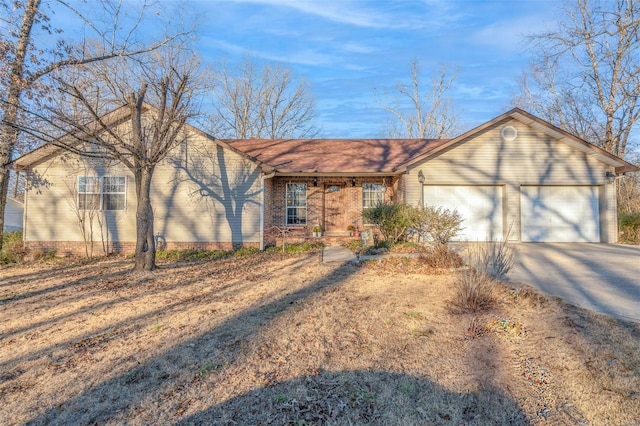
362 202 422 242
619 212 640 244
265 241 324 254
233 246 261 257
343 239 364 253
0 230 24 264
156 249 229 261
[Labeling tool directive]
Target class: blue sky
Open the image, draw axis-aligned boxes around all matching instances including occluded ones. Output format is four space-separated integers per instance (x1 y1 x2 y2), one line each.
188 0 561 137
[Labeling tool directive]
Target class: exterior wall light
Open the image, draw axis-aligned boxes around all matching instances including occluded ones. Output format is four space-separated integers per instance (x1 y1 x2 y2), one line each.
418 170 425 184
606 171 616 184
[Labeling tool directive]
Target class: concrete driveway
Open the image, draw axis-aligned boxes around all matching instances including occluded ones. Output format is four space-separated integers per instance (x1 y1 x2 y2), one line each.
507 243 640 322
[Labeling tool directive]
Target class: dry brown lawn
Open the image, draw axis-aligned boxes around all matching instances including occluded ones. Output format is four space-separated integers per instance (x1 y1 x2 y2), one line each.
1 251 639 425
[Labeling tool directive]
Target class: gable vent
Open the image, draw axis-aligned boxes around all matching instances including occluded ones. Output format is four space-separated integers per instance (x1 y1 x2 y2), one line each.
500 126 518 142
501 125 518 142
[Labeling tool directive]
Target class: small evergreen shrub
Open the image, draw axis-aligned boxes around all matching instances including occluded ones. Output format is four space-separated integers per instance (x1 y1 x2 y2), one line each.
265 241 324 254
233 246 261 257
156 249 229 261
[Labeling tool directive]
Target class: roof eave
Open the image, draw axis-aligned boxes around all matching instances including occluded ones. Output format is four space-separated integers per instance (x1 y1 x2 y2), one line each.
272 171 403 177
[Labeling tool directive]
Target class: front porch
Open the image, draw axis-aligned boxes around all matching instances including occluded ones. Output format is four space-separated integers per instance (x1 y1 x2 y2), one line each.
263 175 401 247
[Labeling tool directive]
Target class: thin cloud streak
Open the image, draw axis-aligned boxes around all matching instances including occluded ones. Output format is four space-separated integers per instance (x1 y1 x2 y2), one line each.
228 0 430 29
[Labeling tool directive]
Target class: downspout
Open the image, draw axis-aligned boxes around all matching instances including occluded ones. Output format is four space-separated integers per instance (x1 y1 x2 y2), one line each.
260 170 276 251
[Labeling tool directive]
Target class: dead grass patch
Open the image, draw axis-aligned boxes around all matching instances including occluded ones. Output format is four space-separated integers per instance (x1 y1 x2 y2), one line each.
0 252 638 425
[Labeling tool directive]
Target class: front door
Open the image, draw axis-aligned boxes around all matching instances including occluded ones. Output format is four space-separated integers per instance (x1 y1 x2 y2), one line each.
324 184 348 233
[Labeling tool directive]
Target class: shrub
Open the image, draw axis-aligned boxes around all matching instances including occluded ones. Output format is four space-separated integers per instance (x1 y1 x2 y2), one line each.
619 212 640 244
233 246 261 257
0 230 24 264
156 249 229 261
482 240 515 279
265 241 324 254
420 244 464 269
344 239 364 253
453 241 514 312
454 267 495 312
362 202 422 242
415 205 464 246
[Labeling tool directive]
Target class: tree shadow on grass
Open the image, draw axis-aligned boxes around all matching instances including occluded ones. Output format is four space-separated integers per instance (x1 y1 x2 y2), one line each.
18 253 530 425
176 370 529 425
24 258 358 424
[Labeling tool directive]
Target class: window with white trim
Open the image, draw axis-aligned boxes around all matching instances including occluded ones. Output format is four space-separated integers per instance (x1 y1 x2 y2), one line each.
286 183 307 225
362 183 384 209
78 176 100 210
78 176 127 211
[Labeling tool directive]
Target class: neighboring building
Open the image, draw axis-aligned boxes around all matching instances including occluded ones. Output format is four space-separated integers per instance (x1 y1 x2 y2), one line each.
3 197 24 232
11 108 639 256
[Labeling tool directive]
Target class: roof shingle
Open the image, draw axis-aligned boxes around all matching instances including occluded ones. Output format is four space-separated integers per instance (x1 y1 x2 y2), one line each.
223 138 449 173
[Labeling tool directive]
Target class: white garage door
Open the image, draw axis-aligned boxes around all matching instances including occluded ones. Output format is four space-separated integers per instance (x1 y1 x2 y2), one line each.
521 186 600 242
423 185 503 241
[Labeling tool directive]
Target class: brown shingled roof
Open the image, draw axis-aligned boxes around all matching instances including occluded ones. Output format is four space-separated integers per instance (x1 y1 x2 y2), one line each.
223 138 449 174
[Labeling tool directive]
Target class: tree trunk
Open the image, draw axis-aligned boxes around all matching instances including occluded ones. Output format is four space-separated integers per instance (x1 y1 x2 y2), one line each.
0 172 8 245
0 0 40 250
133 166 156 272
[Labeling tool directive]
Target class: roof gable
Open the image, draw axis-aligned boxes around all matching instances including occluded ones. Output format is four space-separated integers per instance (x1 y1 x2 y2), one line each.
10 103 263 171
397 108 638 173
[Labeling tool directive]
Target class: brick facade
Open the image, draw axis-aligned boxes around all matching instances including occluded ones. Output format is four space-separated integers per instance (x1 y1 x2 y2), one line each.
264 175 398 243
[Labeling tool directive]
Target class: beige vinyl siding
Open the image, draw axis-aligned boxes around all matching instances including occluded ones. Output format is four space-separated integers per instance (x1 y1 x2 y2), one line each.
406 118 617 242
25 131 262 245
154 135 262 244
4 198 24 231
26 158 136 243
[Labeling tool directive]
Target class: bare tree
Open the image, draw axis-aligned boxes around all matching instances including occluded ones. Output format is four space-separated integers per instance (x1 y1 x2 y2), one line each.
210 59 318 138
0 0 188 248
378 61 460 139
65 164 101 258
64 158 119 258
515 0 640 158
6 49 205 271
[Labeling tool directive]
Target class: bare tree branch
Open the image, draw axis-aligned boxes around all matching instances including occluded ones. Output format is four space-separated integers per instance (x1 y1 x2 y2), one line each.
515 0 640 158
377 60 460 139
4 48 206 271
210 58 318 139
0 0 190 249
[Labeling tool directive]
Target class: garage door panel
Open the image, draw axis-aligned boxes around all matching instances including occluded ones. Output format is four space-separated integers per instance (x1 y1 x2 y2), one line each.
423 185 503 241
521 186 600 242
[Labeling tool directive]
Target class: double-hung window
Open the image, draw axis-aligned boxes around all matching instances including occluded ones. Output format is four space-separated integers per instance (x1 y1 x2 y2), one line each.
286 183 307 225
78 176 127 211
362 183 384 210
78 177 101 210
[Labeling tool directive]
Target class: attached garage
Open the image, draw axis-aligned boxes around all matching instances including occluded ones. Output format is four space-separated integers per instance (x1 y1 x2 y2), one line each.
423 185 504 241
520 185 600 242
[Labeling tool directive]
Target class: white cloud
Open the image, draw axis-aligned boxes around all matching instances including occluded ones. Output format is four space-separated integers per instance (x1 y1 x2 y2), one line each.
202 37 342 67
469 14 557 54
228 0 427 29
